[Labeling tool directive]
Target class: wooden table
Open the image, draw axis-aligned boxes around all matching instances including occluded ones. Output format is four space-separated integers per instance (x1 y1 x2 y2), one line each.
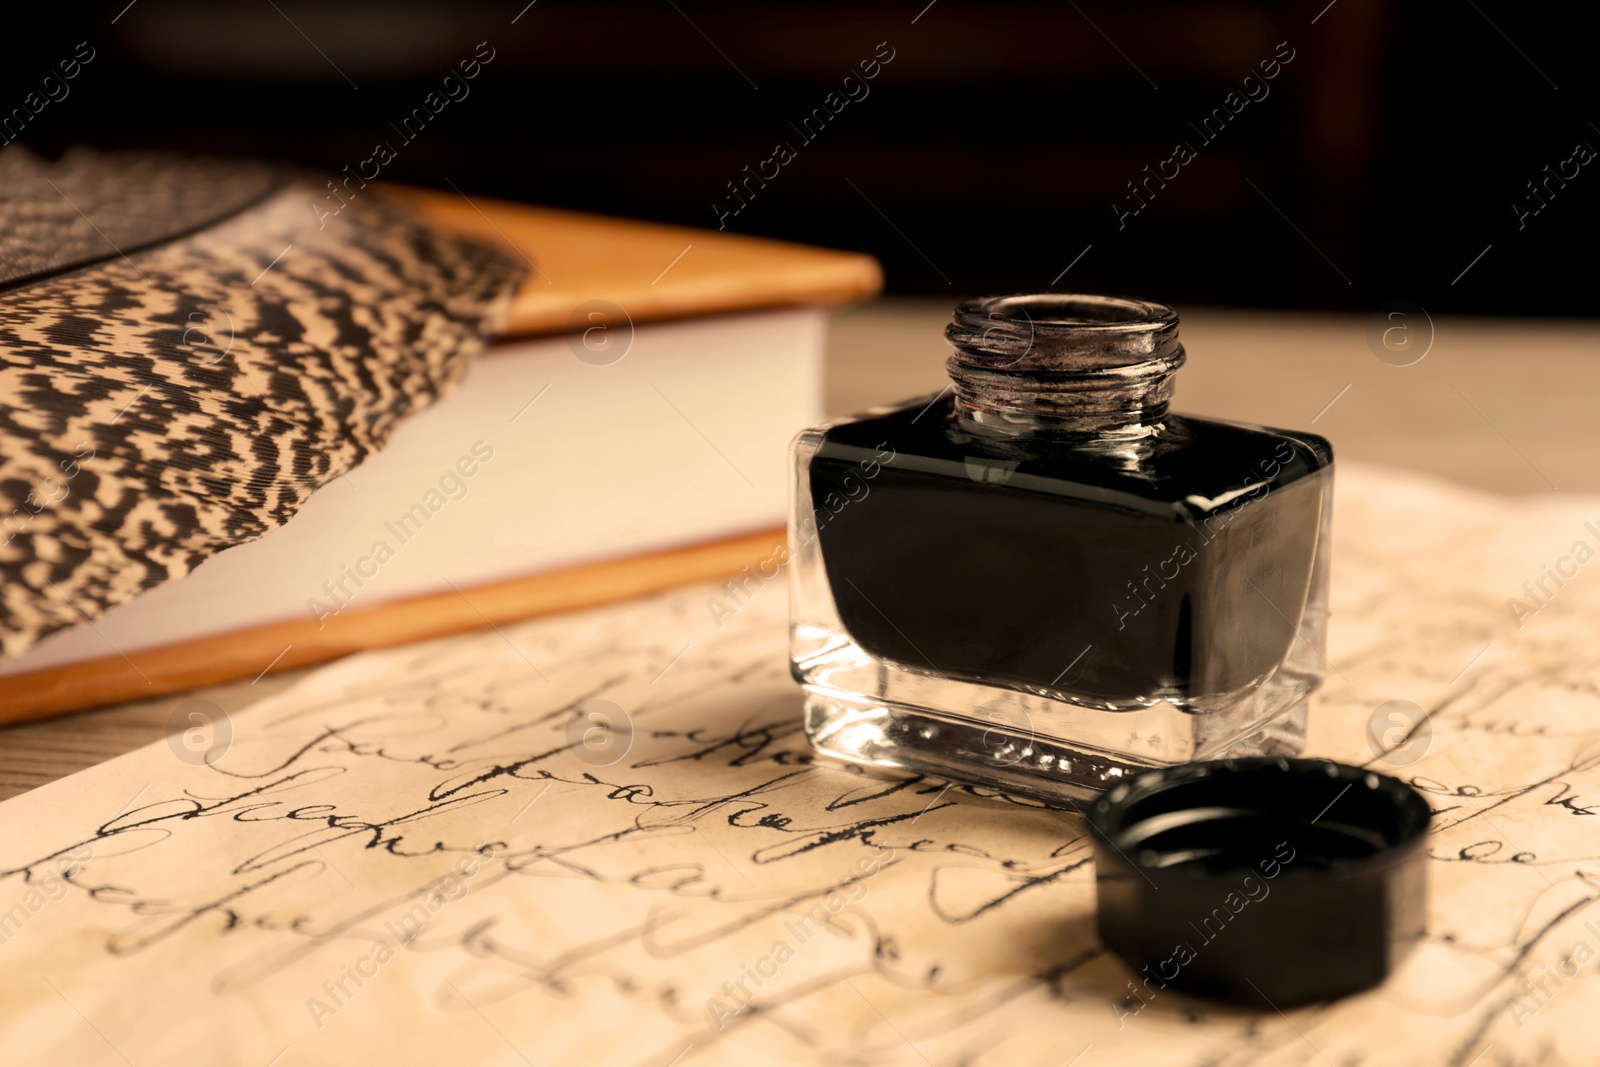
3 300 1594 800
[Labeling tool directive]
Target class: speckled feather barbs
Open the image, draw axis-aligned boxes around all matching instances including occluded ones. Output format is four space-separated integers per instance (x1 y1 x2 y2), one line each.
0 148 525 659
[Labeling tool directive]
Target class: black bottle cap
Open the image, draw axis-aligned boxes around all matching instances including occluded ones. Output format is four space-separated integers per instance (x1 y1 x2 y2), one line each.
1085 756 1431 1008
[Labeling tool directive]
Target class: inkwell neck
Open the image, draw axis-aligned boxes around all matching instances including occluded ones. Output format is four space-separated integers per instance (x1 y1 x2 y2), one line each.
945 294 1184 438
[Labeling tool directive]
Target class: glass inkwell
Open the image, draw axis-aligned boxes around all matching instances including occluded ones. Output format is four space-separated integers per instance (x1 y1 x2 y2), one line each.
789 294 1334 802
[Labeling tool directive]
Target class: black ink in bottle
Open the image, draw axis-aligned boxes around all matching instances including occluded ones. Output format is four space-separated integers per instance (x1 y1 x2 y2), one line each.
789 295 1334 801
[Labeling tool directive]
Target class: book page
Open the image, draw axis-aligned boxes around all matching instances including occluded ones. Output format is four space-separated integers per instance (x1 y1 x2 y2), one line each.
2 462 1597 1067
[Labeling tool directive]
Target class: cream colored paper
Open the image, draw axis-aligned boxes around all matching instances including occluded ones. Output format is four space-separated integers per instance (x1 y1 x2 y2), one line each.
3 463 1599 1067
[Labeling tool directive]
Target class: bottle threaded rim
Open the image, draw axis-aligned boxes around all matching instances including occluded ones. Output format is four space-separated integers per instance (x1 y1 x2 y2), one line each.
946 293 1182 373
944 294 1184 435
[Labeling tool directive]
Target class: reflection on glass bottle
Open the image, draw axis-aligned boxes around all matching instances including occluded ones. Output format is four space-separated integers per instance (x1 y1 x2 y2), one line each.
789 295 1334 802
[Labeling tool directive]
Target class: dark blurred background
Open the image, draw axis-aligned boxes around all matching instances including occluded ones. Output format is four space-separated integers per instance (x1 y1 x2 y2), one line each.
3 0 1595 314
